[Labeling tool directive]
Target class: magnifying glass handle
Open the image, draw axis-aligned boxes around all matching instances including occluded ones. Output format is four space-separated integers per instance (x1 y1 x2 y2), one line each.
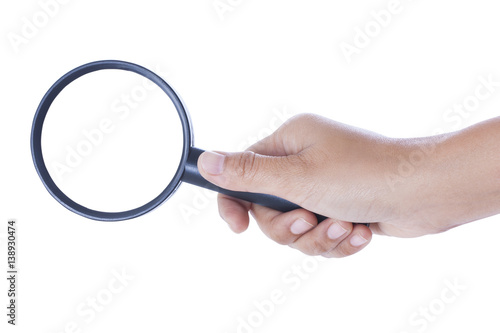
183 147 369 226
182 147 328 221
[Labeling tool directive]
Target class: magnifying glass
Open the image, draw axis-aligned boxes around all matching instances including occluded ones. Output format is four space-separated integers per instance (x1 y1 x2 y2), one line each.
31 60 368 226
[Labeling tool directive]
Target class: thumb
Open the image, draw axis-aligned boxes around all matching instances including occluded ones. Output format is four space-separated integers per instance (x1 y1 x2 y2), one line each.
197 150 308 198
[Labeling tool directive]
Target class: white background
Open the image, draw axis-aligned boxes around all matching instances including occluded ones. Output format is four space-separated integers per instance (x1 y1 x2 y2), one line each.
1 0 500 332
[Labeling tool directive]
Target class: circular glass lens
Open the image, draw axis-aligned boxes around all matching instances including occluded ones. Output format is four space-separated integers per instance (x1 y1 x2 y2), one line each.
40 68 184 214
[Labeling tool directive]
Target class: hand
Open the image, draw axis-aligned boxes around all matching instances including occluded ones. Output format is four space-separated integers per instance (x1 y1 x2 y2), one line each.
198 114 500 257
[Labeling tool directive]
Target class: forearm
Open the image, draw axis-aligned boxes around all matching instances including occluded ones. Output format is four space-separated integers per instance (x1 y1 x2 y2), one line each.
399 117 500 231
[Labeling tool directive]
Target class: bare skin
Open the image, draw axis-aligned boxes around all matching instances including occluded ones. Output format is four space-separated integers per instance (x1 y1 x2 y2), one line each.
198 114 500 258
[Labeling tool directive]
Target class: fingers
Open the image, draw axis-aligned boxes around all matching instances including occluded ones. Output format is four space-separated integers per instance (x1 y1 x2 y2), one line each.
218 192 372 258
288 219 353 255
288 219 371 258
254 206 372 257
218 193 319 243
250 204 318 246
217 194 251 233
321 223 372 258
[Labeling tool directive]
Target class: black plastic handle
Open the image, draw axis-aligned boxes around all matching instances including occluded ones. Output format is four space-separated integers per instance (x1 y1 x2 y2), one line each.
181 147 329 222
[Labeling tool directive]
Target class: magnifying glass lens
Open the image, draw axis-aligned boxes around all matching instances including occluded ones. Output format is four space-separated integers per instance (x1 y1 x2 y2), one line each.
41 69 184 213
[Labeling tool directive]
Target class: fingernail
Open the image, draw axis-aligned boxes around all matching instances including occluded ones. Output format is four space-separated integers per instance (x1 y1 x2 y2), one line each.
200 151 225 175
290 218 314 235
350 235 368 247
327 222 348 240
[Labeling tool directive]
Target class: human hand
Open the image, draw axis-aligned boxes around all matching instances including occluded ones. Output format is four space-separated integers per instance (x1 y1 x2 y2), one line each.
198 114 500 257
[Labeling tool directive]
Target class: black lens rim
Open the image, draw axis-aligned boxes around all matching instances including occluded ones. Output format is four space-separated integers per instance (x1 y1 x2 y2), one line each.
31 60 193 221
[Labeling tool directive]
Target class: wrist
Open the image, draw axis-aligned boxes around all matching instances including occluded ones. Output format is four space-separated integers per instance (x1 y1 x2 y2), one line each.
385 123 500 232
382 134 454 231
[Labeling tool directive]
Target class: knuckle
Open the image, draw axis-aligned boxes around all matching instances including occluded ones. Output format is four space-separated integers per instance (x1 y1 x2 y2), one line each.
292 245 315 256
290 113 318 124
279 113 317 138
274 236 291 246
235 151 258 179
294 237 329 256
308 239 330 255
267 226 291 245
330 244 358 258
276 155 313 202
